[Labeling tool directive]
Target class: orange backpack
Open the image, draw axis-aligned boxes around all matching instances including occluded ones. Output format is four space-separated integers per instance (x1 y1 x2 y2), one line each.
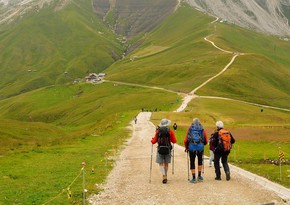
218 129 232 151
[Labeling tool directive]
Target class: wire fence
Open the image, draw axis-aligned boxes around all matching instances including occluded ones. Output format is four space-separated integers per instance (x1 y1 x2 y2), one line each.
42 163 87 205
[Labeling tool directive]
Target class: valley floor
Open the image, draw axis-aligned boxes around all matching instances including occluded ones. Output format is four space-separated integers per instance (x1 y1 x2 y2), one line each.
89 112 290 205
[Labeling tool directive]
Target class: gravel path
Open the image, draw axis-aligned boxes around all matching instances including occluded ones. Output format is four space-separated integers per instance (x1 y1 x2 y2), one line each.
89 112 290 205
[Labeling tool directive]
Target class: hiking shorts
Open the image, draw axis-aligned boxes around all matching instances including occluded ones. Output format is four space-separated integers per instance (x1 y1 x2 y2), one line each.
156 153 171 164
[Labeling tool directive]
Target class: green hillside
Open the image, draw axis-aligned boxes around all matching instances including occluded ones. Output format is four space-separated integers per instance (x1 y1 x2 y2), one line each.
197 23 290 109
104 4 290 109
0 82 179 204
0 1 289 204
0 82 179 154
0 0 124 99
93 0 177 39
105 4 232 93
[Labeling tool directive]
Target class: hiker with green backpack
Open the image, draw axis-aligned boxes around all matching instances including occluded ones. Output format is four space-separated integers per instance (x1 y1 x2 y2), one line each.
151 118 177 184
184 118 208 183
211 121 235 181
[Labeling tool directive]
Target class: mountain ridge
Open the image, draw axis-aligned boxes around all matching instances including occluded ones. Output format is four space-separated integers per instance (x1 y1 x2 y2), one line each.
187 0 290 37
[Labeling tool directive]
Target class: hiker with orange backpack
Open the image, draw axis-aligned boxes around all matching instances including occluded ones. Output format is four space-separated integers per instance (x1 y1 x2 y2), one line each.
151 118 177 184
211 121 235 181
184 118 208 183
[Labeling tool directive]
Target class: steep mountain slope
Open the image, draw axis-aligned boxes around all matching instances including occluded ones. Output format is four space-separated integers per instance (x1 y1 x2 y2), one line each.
187 0 290 37
0 0 54 24
0 0 124 99
0 0 180 99
104 4 290 109
92 0 177 39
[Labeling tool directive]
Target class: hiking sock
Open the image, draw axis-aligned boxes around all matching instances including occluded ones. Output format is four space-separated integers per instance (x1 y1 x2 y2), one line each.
160 166 165 175
192 174 196 179
198 171 201 177
164 166 168 175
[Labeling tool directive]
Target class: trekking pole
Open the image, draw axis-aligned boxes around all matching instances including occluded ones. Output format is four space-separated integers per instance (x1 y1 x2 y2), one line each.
172 144 174 175
187 151 190 181
202 152 205 174
149 144 153 183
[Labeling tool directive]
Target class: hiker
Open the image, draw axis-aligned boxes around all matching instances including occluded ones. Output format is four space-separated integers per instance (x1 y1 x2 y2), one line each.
184 118 208 183
151 118 177 184
209 134 222 168
173 122 178 131
134 116 137 124
209 134 214 167
211 121 235 181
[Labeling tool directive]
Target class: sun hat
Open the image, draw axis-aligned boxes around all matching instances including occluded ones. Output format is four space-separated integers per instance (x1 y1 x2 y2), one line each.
159 118 171 127
216 121 224 128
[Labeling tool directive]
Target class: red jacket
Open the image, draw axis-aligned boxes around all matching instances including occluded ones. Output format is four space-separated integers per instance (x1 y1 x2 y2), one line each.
184 129 208 150
151 129 177 144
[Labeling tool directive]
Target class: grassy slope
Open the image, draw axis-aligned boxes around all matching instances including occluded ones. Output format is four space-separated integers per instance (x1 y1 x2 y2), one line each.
0 82 179 154
105 4 232 93
0 82 179 204
0 1 290 204
105 4 290 109
0 0 124 99
197 23 290 109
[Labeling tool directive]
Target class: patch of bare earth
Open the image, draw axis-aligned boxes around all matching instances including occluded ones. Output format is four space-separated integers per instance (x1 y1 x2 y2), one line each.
89 112 289 205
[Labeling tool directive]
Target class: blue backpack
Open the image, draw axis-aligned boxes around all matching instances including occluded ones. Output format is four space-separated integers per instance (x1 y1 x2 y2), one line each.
187 123 204 152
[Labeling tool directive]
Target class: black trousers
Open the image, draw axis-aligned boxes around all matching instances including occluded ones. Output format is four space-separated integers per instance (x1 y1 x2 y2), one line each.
214 152 230 178
189 151 203 169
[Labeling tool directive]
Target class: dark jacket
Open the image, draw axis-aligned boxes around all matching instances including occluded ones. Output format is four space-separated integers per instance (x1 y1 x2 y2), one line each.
212 128 235 154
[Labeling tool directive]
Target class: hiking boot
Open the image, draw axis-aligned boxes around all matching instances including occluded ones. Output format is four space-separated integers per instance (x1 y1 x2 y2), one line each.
198 176 204 182
190 178 196 183
162 179 167 184
226 172 231 181
215 177 221 180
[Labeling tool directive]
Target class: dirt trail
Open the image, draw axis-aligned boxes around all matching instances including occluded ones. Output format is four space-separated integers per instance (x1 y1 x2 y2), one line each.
90 112 290 205
90 7 290 204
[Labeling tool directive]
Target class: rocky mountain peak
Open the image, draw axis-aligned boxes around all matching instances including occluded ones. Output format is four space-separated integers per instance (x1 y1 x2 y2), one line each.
186 0 290 37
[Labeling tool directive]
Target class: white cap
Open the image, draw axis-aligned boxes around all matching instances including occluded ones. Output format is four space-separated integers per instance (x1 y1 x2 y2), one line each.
216 121 224 128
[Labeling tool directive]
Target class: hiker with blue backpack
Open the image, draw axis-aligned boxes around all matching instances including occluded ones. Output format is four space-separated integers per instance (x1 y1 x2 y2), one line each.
211 121 235 181
151 118 177 184
184 118 208 183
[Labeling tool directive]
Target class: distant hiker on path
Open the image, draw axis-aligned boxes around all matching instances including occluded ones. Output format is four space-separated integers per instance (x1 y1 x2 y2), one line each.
173 122 178 131
134 116 137 124
151 119 177 184
211 121 235 181
184 118 208 183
